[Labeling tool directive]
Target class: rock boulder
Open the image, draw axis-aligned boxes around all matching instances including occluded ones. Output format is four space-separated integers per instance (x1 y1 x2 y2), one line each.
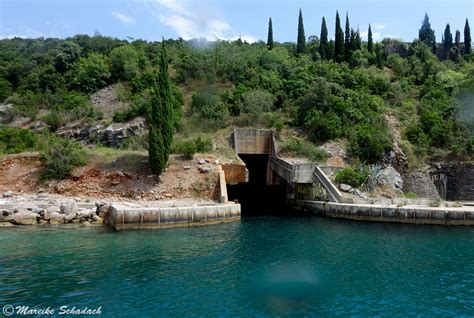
12 212 38 225
379 166 403 190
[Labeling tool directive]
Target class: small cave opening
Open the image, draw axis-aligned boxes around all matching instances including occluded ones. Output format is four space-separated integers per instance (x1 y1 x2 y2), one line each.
227 154 287 216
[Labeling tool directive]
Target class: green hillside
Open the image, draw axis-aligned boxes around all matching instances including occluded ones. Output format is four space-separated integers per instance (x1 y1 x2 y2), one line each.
1 14 473 179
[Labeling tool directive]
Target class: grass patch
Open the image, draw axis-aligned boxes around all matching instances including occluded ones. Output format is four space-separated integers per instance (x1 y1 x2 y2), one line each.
404 192 417 199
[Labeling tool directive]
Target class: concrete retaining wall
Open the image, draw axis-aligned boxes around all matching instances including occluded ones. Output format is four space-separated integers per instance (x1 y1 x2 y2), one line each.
222 163 248 184
109 203 241 230
233 128 273 155
296 200 474 225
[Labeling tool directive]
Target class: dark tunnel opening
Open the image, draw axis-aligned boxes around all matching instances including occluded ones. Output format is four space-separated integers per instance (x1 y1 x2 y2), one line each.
227 154 287 216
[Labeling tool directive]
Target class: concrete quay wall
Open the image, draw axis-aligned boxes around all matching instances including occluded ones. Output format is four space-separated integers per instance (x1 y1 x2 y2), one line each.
109 203 241 230
296 200 474 225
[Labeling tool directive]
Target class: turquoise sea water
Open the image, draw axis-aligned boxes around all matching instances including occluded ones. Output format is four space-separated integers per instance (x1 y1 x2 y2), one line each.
1 215 473 317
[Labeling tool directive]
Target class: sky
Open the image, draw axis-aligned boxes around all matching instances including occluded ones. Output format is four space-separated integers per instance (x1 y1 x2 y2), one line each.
0 0 473 43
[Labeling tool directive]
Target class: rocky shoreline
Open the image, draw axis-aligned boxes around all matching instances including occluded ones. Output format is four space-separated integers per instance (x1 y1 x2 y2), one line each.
0 192 110 226
0 191 221 228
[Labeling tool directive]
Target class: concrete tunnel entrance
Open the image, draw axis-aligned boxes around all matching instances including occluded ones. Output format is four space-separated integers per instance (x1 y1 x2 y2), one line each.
227 154 287 216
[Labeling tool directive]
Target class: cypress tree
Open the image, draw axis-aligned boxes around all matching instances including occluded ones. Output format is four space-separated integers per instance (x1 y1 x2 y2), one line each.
267 18 274 50
349 29 357 52
355 28 362 50
443 23 453 59
159 40 173 168
454 30 462 61
297 9 306 54
419 13 436 52
334 11 345 62
455 30 461 51
148 75 165 175
148 40 173 175
368 24 374 53
327 40 335 60
344 13 351 60
319 17 328 60
465 19 471 55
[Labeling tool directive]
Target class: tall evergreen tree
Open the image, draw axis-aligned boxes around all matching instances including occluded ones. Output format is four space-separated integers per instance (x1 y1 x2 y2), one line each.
368 24 374 53
148 40 173 175
455 30 461 51
334 11 345 62
355 28 362 50
419 13 436 52
465 19 472 55
296 9 306 54
453 30 462 61
148 78 165 174
443 23 453 59
344 13 351 59
267 18 274 50
319 17 328 60
349 29 357 52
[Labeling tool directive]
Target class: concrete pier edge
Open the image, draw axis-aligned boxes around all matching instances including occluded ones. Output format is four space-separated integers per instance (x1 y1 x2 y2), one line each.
108 202 241 230
295 200 474 225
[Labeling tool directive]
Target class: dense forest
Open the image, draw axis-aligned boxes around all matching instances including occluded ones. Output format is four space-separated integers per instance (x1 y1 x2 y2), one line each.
0 11 473 179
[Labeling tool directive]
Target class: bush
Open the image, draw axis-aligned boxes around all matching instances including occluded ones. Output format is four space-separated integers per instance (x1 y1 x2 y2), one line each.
195 136 212 153
239 89 276 115
180 141 196 159
39 136 87 179
172 136 213 159
172 139 196 159
71 53 111 92
335 167 367 188
191 90 227 124
121 135 148 151
279 137 328 162
42 110 64 132
109 45 139 81
349 124 392 163
0 127 38 154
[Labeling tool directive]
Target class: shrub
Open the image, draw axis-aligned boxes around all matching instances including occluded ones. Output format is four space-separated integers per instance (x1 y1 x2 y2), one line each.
109 45 139 81
349 124 392 163
335 167 367 188
191 90 227 123
239 89 276 115
42 110 64 132
121 135 148 151
112 103 144 123
172 139 196 159
172 136 213 159
195 137 212 153
364 163 383 191
279 137 328 162
72 53 111 92
180 141 196 159
0 127 38 154
39 136 87 179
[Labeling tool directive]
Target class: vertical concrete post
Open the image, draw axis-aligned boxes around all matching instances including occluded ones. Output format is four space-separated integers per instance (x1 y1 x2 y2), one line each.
218 165 228 203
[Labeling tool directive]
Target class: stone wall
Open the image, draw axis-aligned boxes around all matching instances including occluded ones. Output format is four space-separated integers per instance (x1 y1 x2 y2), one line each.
402 171 440 199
